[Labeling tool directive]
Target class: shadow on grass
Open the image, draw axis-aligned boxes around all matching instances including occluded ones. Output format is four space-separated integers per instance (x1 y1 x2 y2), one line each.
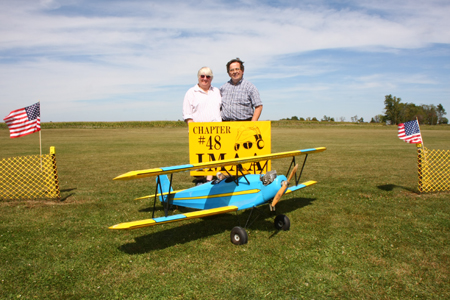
118 196 315 254
59 188 77 202
377 184 418 193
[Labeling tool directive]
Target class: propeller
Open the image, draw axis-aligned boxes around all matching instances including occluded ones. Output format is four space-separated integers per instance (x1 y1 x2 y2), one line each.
270 164 298 210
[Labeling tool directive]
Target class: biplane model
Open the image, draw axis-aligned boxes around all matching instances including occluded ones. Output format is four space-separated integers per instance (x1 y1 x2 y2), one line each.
109 147 326 245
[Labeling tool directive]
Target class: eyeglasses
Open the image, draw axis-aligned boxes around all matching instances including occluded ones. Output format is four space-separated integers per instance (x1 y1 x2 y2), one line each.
229 68 241 72
200 75 211 79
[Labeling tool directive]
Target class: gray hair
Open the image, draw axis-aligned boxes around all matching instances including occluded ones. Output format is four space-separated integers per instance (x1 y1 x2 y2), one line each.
197 67 213 79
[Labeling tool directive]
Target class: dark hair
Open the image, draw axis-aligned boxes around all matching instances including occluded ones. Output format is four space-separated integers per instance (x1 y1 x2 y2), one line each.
226 58 244 73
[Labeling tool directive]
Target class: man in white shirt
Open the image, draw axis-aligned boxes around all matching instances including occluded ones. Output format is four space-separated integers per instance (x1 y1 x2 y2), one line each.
183 67 222 124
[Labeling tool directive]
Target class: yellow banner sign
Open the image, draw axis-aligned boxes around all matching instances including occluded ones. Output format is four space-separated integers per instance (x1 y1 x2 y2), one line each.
189 121 271 176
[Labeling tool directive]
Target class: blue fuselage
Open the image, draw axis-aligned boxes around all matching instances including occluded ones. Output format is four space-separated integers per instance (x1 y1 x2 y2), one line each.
167 174 287 211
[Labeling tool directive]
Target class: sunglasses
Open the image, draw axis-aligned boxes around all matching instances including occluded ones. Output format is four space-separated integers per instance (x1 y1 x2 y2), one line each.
200 75 211 79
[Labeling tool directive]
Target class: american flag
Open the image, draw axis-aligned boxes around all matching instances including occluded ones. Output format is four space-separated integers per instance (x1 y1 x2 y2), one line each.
398 120 422 144
3 102 41 138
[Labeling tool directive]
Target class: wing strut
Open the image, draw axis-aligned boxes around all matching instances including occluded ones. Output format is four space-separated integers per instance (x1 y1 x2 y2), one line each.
164 174 174 217
286 154 308 186
237 164 250 185
297 154 308 185
153 176 161 218
221 160 270 186
154 174 174 218
221 164 251 186
256 160 269 175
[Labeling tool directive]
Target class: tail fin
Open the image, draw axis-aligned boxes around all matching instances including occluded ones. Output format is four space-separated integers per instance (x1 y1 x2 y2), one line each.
156 175 173 203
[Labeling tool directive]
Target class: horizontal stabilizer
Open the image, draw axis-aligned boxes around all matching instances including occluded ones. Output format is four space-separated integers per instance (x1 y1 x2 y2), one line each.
285 180 317 194
109 206 238 230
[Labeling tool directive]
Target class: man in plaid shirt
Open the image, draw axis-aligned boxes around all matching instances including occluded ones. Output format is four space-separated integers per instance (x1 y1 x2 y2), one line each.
220 58 263 121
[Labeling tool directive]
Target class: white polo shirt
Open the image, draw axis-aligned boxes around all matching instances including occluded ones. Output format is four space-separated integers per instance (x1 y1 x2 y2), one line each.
182 84 222 122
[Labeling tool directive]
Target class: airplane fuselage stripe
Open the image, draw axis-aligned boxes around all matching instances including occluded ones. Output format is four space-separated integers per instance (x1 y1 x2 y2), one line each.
174 189 260 200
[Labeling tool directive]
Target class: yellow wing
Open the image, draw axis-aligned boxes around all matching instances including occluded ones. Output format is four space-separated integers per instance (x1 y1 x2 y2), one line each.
109 206 239 230
114 147 326 181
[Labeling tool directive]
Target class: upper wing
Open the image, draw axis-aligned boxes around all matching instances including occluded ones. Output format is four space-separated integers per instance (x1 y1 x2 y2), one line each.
109 205 238 230
114 147 326 181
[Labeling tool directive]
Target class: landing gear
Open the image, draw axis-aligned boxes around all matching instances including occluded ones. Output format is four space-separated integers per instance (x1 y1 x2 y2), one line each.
274 214 290 231
230 226 248 245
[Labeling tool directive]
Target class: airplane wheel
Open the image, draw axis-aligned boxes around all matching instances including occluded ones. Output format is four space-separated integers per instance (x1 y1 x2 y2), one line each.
230 226 248 245
274 214 290 231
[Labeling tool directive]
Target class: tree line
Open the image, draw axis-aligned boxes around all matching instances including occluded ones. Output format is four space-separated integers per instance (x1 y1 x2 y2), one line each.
381 94 447 125
281 94 448 125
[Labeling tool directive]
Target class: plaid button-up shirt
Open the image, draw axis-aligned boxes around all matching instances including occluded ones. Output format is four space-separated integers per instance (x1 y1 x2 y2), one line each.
220 78 262 121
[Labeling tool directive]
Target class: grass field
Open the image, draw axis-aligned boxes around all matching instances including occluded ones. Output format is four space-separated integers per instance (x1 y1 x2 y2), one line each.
1 123 449 299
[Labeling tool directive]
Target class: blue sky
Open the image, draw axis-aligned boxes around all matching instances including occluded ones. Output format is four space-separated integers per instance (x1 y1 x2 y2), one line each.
1 0 449 122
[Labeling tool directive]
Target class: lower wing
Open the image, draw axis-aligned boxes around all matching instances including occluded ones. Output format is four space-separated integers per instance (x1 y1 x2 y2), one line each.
109 205 238 230
285 180 317 194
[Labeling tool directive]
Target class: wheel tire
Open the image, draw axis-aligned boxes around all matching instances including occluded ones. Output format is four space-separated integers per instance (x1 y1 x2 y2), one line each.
230 226 248 245
274 214 290 231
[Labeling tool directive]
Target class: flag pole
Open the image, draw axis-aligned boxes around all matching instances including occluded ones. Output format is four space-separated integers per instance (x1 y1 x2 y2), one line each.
415 117 427 193
39 130 42 169
416 117 424 149
416 116 427 169
39 100 42 170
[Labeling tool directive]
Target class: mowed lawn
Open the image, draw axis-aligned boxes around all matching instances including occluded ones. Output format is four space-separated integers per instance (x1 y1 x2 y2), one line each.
1 124 449 299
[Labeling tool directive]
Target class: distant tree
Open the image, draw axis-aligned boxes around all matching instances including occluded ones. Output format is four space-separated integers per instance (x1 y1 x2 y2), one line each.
312 117 318 121
422 104 438 125
321 115 334 122
371 114 383 123
401 102 425 124
299 117 305 121
437 104 447 124
306 117 311 121
351 115 358 123
339 116 346 122
358 117 364 123
291 116 299 120
384 95 402 125
441 117 449 124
